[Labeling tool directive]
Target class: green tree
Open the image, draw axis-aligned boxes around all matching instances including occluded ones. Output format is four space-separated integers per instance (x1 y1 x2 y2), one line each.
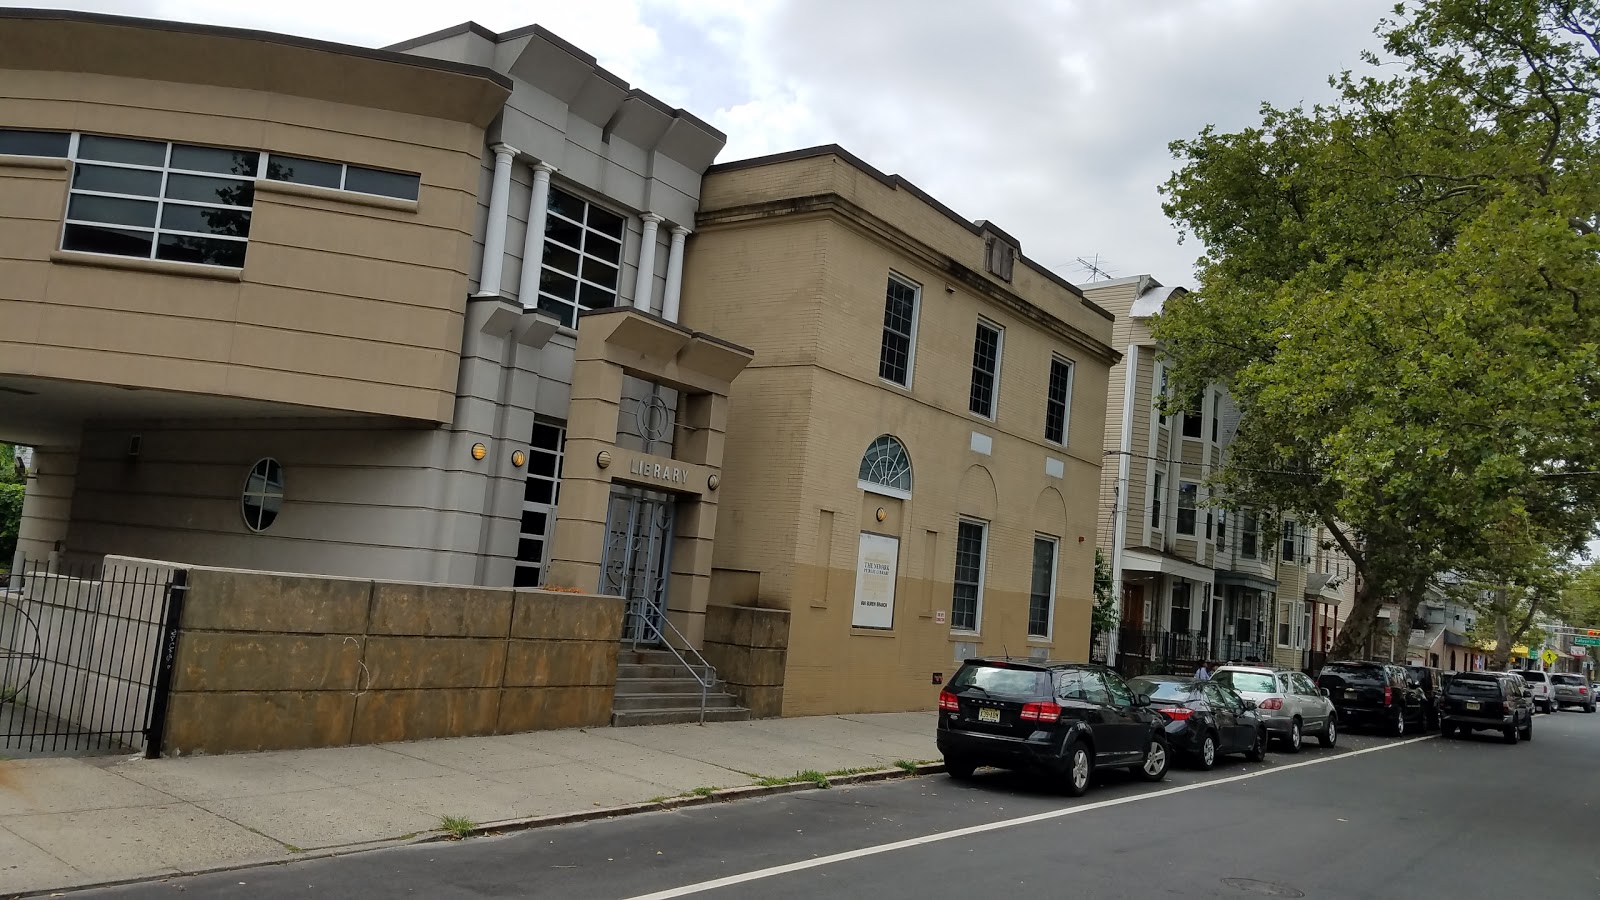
1090 549 1117 645
1153 0 1600 658
0 443 24 569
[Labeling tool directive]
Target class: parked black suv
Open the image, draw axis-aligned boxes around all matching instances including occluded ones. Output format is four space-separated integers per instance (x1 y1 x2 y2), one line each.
1439 671 1533 743
1317 661 1428 735
937 659 1170 796
1404 665 1445 729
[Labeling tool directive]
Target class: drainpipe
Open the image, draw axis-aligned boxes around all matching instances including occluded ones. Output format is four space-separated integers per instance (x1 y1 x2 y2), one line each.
516 162 557 308
1107 343 1140 664
661 225 689 323
476 143 518 297
632 214 664 312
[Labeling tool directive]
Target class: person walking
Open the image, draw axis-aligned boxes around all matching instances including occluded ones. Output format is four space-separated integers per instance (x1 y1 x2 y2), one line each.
1195 660 1212 682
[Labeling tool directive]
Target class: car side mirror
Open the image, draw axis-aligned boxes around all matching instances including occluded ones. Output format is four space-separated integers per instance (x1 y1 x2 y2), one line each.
1319 687 1330 697
1133 693 1152 708
1242 699 1258 711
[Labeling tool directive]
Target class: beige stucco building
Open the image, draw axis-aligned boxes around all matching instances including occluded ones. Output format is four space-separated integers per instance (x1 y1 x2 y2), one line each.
680 147 1119 715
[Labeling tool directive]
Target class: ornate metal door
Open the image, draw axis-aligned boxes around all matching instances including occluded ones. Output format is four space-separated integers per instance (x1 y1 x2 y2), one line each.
601 487 676 644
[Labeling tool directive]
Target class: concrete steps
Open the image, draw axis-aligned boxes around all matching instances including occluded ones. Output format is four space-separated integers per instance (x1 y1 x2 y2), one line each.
611 646 750 727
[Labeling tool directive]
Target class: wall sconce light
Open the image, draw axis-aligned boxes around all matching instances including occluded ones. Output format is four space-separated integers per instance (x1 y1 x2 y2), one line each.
471 442 488 461
876 508 887 522
511 450 527 468
707 474 720 490
597 450 612 469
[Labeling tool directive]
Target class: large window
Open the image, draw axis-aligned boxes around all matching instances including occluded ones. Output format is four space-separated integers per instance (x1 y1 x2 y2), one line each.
879 274 920 386
1282 520 1301 563
263 153 420 200
858 435 913 497
1028 536 1057 638
1044 356 1074 444
241 458 284 533
1177 482 1198 535
1155 365 1169 426
951 519 988 632
1182 391 1204 438
1240 509 1259 559
1211 391 1222 442
1171 581 1193 632
968 320 1003 418
1150 473 1164 530
515 420 566 587
536 187 625 328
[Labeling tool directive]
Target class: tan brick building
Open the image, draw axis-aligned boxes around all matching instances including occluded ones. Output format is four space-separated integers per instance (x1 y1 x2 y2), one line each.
680 147 1119 715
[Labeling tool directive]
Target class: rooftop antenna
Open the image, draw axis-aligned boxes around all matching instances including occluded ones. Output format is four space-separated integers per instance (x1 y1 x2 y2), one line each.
1074 254 1115 282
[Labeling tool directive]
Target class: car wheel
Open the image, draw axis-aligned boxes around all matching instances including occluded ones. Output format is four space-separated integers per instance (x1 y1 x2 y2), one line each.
1502 725 1519 744
1246 727 1268 762
1193 733 1218 770
1281 719 1303 754
1390 711 1406 737
1319 716 1338 748
1061 741 1092 797
1587 704 1595 714
1136 737 1169 782
945 757 977 780
1520 716 1533 741
1440 722 1455 738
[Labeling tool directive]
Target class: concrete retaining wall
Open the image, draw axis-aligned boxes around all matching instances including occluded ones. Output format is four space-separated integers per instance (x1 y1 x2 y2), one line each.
163 568 623 755
702 603 790 718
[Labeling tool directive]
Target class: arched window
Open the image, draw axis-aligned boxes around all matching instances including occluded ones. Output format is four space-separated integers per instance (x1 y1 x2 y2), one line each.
858 435 912 497
241 458 285 532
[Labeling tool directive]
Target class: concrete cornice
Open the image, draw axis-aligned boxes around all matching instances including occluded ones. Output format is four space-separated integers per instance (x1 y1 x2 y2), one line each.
698 193 1122 367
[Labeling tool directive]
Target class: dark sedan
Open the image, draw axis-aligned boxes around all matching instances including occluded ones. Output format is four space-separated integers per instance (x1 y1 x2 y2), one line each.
1129 675 1268 769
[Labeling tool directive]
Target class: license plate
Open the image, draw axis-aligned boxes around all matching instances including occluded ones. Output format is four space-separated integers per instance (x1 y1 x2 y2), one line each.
1465 701 1480 710
978 707 1001 723
1345 689 1357 699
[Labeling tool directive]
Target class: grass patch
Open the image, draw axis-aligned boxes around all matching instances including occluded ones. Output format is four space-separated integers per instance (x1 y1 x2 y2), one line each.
648 796 672 804
284 845 305 854
752 769 829 789
823 766 880 778
439 815 477 840
689 786 718 798
0 686 24 706
894 760 920 773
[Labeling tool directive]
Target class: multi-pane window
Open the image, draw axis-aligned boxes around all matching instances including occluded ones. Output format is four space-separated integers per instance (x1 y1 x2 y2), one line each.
968 321 1003 418
1282 520 1300 563
1211 391 1222 442
858 435 913 496
1044 356 1073 444
537 187 626 327
263 154 420 200
514 420 566 588
1171 581 1192 632
951 519 987 632
1182 391 1204 438
879 275 919 386
1150 473 1164 530
1028 536 1057 638
240 458 284 533
1177 482 1198 535
1240 509 1259 558
1277 599 1293 646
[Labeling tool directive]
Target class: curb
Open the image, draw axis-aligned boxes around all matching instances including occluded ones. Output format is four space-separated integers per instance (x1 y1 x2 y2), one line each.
11 762 945 899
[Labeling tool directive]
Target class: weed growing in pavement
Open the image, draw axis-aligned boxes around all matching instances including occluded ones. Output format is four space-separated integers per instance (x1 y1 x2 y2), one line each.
649 796 672 804
690 786 717 797
894 760 920 773
0 685 25 705
823 766 879 778
439 815 477 840
284 845 305 854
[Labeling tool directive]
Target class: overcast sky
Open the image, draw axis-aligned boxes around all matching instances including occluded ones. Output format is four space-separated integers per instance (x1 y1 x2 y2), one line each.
10 0 1394 287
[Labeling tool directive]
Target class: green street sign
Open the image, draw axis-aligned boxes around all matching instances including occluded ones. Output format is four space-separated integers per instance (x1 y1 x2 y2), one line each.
1574 636 1600 646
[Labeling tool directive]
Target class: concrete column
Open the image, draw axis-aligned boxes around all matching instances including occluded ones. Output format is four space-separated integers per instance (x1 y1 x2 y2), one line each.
631 213 664 312
660 225 689 323
515 162 557 309
14 446 78 572
475 143 518 297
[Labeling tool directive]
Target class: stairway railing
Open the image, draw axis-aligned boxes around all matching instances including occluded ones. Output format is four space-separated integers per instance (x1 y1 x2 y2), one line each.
625 595 717 725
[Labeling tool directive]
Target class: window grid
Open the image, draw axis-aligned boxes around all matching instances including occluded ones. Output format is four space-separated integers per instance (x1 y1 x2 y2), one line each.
1282 521 1299 562
858 435 913 495
1171 581 1192 632
537 187 626 328
515 420 567 588
879 275 919 386
1177 482 1198 535
263 153 421 201
1150 473 1164 530
968 321 1003 418
241 458 284 533
1028 536 1056 638
1044 357 1073 444
951 519 987 632
1240 510 1258 558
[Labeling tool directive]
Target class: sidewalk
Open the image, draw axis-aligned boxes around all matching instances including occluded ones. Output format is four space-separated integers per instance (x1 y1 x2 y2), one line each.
0 712 938 896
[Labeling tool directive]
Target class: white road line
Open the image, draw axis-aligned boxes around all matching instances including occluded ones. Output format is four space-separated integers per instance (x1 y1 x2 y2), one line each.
623 735 1437 900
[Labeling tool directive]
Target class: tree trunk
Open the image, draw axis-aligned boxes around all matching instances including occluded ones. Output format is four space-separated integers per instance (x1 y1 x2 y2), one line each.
1330 580 1384 659
1392 574 1432 664
1491 603 1512 670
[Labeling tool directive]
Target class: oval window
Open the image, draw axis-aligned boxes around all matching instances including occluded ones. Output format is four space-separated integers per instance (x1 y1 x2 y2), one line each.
241 458 284 532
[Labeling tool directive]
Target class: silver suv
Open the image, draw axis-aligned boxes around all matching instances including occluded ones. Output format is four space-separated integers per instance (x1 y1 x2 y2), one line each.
1212 665 1337 752
1515 670 1556 713
1551 673 1596 713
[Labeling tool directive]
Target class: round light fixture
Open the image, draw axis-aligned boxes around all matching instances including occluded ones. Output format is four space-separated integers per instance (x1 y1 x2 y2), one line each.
471 442 488 461
876 507 887 522
597 450 613 469
707 474 720 490
511 450 527 468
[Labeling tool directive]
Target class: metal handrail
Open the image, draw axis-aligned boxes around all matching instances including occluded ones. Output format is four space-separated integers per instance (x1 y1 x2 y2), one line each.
626 596 718 725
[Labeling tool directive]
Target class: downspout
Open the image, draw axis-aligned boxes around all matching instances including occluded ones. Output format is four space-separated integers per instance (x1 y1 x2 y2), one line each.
1107 343 1139 664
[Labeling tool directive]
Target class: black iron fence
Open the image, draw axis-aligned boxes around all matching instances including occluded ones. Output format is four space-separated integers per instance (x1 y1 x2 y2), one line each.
1114 627 1273 678
1 556 186 757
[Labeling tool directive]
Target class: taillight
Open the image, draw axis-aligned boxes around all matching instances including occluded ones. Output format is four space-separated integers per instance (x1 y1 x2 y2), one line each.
1020 701 1062 723
1384 686 1393 706
1156 706 1194 720
939 691 960 711
1257 698 1284 711
1581 687 1588 696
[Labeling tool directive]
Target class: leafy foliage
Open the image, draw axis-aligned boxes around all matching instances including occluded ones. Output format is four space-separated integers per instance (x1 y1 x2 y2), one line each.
1091 548 1117 641
1153 0 1600 658
0 444 22 568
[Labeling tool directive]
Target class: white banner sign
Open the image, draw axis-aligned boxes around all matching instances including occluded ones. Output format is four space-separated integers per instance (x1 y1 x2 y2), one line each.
852 532 900 629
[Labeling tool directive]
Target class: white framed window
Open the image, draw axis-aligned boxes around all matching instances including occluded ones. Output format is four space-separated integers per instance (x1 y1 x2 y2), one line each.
1240 509 1259 558
536 186 626 328
968 320 1003 419
1277 599 1293 647
858 435 913 499
1150 472 1165 531
1028 535 1057 639
263 153 420 200
1211 390 1222 442
1155 364 1169 426
1044 356 1074 445
241 458 284 533
878 273 920 387
951 518 988 632
1177 481 1198 535
1182 390 1204 439
1171 581 1193 632
1301 603 1311 650
514 419 566 587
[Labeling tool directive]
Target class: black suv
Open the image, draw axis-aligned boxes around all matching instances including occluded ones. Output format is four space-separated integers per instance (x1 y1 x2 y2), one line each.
937 658 1170 796
1439 671 1533 743
1404 665 1445 729
1317 661 1428 735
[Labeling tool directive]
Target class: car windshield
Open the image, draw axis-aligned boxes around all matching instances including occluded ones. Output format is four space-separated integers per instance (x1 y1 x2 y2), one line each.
1446 676 1503 698
1320 665 1383 686
1517 671 1547 682
1129 679 1194 702
948 664 1051 697
1553 674 1585 686
1214 671 1276 693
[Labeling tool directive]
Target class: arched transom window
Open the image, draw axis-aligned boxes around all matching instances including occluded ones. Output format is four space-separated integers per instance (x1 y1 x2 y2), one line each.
858 435 912 496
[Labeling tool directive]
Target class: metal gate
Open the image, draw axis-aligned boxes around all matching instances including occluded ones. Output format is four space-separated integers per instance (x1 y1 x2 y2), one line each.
1 557 186 758
600 487 676 644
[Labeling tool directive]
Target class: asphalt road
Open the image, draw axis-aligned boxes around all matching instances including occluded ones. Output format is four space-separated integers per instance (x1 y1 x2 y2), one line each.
65 711 1599 900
